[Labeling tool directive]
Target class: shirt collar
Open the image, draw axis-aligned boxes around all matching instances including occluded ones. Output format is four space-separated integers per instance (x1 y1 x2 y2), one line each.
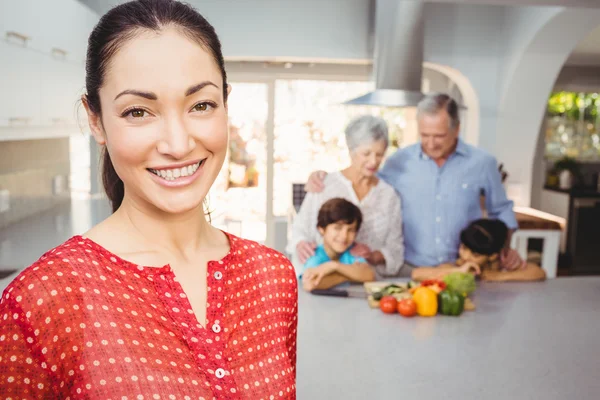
454 138 470 157
417 138 470 160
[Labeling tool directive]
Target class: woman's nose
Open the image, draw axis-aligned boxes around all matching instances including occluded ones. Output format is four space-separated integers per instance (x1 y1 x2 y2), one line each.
157 116 196 158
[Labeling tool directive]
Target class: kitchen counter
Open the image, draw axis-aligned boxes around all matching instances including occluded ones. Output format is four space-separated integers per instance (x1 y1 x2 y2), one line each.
544 185 600 198
297 278 600 399
540 187 600 274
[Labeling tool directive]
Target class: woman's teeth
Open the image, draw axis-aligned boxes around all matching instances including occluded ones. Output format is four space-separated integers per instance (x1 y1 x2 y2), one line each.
149 161 202 181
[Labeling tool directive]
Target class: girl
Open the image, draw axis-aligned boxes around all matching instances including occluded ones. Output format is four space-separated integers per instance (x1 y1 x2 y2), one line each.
413 219 546 282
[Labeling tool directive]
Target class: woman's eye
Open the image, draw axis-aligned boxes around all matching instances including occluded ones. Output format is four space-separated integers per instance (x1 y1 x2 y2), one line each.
192 102 214 112
122 108 149 119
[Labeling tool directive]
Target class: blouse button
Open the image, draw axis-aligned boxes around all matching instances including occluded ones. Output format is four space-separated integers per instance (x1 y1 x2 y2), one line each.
215 368 225 379
212 323 221 333
214 271 223 280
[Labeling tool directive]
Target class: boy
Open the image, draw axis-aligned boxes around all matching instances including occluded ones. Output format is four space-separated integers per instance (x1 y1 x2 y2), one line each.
412 219 546 282
302 198 376 292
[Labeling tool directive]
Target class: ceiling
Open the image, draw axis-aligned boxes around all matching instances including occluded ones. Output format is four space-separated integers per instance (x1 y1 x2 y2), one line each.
77 0 600 66
77 0 600 15
430 0 600 6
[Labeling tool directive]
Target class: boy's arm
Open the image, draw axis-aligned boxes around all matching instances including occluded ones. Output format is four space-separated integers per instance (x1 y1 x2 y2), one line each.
309 272 350 290
334 262 376 283
303 261 376 292
481 263 546 282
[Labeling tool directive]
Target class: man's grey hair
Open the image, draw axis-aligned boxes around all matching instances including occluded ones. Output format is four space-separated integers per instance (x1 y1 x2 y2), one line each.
416 92 460 130
344 115 389 153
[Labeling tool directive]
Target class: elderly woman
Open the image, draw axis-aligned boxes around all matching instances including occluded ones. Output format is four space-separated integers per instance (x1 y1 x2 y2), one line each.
288 115 404 285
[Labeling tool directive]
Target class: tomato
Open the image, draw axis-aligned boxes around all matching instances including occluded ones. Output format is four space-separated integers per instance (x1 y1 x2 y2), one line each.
397 298 417 317
379 296 398 314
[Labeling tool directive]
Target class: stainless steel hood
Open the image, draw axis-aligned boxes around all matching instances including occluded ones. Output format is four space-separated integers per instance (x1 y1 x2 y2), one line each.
345 0 425 108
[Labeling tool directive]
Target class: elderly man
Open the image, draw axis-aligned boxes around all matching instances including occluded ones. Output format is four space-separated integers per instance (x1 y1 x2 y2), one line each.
305 92 523 276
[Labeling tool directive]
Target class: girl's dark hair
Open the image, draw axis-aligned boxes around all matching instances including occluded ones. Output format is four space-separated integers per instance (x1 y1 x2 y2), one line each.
85 0 228 212
460 219 508 256
317 198 363 232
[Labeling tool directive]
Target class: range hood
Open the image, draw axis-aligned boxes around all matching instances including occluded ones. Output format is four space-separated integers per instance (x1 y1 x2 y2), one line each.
345 0 425 108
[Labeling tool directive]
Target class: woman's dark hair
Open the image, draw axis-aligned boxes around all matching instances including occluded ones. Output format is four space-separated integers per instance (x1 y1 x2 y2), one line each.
85 0 228 212
460 219 508 256
317 198 363 232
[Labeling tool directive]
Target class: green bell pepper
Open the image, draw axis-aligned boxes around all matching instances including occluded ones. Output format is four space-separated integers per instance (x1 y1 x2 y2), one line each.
438 290 465 316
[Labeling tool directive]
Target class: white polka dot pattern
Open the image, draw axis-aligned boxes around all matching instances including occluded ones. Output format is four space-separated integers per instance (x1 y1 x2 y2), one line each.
0 232 298 399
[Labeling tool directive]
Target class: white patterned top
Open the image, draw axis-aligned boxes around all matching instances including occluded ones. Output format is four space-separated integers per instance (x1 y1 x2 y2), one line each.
287 171 404 279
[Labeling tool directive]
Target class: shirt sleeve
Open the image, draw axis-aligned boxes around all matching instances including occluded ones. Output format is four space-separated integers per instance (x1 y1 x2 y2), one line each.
303 254 323 270
374 191 405 277
483 156 519 230
286 191 321 257
285 264 298 385
0 275 59 396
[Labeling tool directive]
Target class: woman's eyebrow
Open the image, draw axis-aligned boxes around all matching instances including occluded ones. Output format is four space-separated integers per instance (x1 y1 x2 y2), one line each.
114 81 219 101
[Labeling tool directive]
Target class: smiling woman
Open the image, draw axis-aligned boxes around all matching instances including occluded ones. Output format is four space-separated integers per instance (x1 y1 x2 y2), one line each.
0 0 298 399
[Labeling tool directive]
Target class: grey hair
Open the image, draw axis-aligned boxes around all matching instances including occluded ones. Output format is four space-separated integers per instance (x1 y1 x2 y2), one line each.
416 92 460 129
344 115 389 152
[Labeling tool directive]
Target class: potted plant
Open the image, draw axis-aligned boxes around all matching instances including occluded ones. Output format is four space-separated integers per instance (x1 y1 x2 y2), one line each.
553 156 581 189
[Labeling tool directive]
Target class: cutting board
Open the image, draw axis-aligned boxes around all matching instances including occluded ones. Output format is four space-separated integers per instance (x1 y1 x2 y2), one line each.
363 281 410 309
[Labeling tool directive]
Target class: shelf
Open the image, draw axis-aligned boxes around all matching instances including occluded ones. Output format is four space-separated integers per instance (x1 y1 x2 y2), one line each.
0 125 86 142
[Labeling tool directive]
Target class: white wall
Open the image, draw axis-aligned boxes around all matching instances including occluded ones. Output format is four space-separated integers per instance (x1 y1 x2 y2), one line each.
422 3 507 153
495 8 600 205
198 1 600 207
6 0 598 209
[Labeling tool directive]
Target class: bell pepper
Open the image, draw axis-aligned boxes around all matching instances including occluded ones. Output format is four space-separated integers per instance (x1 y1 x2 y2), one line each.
420 279 447 294
438 290 465 316
412 287 438 317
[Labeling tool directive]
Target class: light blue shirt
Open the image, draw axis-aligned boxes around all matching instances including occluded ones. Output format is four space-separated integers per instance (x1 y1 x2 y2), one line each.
378 139 518 266
301 245 366 277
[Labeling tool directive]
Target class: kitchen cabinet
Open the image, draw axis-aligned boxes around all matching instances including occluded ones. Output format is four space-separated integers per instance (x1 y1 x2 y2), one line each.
0 41 42 127
0 41 85 129
0 0 97 139
540 186 600 275
0 0 98 62
40 56 85 127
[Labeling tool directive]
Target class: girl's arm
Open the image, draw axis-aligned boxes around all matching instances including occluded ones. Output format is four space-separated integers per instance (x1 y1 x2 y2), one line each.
481 262 546 282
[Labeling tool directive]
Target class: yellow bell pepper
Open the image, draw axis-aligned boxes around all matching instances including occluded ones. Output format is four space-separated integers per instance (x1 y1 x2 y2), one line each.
412 287 438 317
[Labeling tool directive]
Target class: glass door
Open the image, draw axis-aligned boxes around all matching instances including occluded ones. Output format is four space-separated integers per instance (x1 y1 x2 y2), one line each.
209 82 269 243
273 79 406 218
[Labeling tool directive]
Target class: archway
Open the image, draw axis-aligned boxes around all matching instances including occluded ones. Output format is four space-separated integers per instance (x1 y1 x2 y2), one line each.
495 8 600 206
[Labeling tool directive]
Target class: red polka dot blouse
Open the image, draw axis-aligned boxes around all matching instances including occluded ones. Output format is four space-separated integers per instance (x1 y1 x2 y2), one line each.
0 232 298 399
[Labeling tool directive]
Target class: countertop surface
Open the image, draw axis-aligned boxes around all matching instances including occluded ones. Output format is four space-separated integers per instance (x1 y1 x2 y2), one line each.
296 277 600 399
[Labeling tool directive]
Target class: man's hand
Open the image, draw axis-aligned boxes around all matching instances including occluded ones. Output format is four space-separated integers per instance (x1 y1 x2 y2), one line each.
500 248 526 271
304 170 327 193
302 262 337 291
296 241 316 264
350 243 371 259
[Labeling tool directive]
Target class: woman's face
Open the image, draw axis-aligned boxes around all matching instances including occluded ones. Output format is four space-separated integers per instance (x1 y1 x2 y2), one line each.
349 139 387 177
86 28 229 215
